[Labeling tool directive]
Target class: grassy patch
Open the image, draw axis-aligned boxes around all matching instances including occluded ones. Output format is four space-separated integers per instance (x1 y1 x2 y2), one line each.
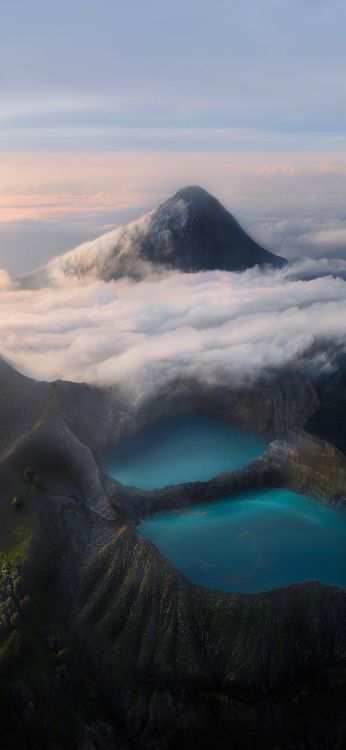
0 518 33 566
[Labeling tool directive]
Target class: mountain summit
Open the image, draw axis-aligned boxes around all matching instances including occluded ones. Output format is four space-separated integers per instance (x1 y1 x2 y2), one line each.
139 186 285 272
23 186 286 287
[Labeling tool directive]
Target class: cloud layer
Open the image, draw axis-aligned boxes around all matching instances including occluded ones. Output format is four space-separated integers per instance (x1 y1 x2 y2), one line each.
1 260 346 400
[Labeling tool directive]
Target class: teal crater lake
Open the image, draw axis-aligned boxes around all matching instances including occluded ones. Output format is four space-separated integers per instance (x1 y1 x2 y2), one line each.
139 489 346 593
107 412 266 489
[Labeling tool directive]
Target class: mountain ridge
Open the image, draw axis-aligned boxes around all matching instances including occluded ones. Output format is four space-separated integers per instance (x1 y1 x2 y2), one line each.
21 186 286 287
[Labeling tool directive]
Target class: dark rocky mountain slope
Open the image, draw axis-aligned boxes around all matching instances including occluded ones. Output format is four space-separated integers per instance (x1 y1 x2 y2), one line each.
0 357 345 749
22 187 286 287
137 186 286 272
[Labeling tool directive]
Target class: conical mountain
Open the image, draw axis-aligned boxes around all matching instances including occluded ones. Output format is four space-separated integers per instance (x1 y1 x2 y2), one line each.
22 186 285 287
139 185 285 271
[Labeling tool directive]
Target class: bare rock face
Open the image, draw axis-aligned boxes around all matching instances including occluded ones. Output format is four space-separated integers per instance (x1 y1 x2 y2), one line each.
266 433 346 503
138 186 286 273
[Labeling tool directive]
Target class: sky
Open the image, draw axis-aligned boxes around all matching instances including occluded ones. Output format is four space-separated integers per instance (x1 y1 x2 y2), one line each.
1 0 346 273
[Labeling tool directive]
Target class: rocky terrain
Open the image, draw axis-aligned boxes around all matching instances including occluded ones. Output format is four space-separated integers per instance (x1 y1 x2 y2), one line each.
0 354 345 749
21 187 285 287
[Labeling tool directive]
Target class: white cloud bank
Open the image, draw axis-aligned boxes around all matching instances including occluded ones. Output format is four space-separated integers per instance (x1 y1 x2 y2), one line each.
1 259 346 400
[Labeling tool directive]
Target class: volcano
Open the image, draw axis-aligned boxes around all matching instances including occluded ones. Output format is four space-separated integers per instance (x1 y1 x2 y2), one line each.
22 186 286 287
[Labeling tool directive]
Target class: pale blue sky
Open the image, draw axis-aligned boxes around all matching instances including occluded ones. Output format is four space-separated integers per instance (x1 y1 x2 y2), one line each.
1 0 346 272
1 0 346 148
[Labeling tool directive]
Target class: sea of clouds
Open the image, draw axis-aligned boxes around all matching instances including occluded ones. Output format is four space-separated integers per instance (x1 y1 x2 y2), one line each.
1 257 346 399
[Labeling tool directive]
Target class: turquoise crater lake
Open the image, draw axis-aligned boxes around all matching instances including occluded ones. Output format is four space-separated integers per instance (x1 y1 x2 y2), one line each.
107 412 266 489
139 490 346 593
